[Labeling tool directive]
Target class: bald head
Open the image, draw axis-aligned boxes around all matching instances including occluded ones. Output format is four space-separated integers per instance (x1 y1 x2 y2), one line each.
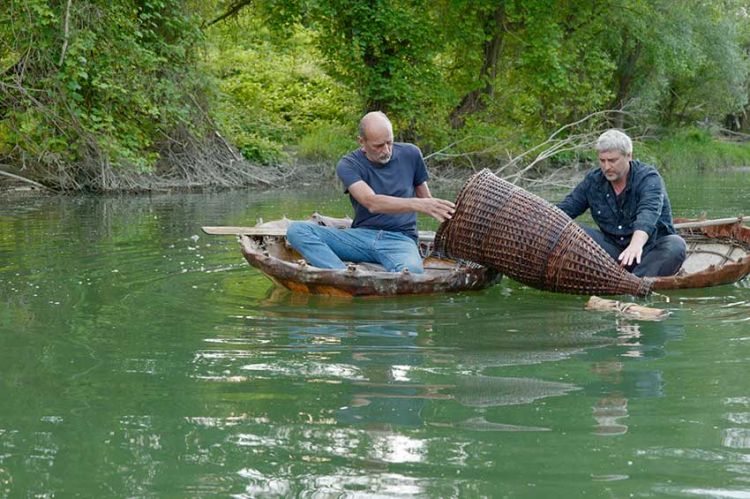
358 111 392 140
358 112 394 164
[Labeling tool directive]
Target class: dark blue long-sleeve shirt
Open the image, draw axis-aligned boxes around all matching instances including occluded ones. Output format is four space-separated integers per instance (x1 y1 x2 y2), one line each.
557 160 677 249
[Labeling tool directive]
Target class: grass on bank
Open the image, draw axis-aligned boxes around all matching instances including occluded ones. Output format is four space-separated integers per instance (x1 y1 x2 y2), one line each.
641 128 750 173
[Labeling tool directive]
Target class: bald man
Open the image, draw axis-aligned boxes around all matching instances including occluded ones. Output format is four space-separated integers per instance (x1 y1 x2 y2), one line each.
287 112 454 273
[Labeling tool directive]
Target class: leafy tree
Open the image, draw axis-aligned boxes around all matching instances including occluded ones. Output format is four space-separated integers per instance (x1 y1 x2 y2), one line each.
2 0 749 190
1 0 208 189
205 16 358 164
310 0 440 119
599 0 749 128
207 0 449 137
444 1 508 128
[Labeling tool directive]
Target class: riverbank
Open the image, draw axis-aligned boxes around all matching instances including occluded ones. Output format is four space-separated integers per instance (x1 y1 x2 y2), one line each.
0 160 571 197
2 131 749 197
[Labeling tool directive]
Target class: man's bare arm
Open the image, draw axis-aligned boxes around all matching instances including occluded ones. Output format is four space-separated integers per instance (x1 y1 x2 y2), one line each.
348 180 455 222
414 182 431 198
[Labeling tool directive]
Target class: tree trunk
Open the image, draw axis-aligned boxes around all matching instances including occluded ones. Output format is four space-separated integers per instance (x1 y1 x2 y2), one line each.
608 32 642 129
449 2 506 128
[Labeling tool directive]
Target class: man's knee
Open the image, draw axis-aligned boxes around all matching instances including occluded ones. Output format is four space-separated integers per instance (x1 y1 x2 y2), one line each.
579 224 620 260
637 234 687 277
286 221 314 247
403 257 424 274
379 237 424 274
666 234 687 258
392 260 424 274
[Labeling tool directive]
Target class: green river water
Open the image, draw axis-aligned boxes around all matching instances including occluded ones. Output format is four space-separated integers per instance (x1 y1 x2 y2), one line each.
1 170 750 497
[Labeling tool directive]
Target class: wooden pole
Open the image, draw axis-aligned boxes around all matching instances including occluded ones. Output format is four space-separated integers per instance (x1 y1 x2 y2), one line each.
202 225 437 242
585 296 670 321
674 216 749 229
204 216 747 238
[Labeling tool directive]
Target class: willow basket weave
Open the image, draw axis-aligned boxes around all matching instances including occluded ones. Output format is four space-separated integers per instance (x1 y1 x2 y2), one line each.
434 169 652 296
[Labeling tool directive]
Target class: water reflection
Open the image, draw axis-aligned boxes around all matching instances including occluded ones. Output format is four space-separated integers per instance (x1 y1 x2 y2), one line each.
592 393 629 436
3 182 750 496
722 428 750 449
722 397 750 492
182 290 632 497
195 292 618 432
183 292 625 496
587 318 688 438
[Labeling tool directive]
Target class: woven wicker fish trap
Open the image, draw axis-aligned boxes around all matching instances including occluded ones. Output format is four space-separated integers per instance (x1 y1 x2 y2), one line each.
434 169 652 296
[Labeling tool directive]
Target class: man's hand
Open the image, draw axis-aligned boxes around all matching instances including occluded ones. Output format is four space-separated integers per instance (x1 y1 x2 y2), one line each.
416 197 455 222
618 230 648 268
618 245 642 268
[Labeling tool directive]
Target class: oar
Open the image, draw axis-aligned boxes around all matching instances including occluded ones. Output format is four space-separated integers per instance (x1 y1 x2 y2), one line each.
201 225 437 242
203 226 295 236
203 215 748 240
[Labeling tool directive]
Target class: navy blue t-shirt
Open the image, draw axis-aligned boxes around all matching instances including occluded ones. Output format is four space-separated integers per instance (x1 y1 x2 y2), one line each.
336 142 429 239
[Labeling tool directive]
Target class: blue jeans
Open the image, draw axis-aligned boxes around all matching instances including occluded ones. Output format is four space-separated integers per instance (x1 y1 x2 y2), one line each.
581 225 687 277
286 222 424 273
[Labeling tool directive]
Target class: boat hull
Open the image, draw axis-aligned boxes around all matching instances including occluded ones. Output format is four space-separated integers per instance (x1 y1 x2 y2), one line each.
240 234 502 297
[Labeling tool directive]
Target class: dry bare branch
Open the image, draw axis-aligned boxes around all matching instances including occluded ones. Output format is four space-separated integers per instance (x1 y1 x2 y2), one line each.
0 166 53 191
499 110 638 185
58 0 73 67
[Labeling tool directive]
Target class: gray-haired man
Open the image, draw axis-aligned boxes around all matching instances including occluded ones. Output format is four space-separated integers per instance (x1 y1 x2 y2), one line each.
557 129 686 277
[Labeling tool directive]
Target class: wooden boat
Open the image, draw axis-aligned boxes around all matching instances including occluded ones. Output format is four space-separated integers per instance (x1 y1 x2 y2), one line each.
650 216 750 290
202 214 502 296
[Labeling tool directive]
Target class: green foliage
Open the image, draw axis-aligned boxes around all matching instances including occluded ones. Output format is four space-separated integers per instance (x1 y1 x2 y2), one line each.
205 18 358 164
202 0 750 166
597 0 749 127
1 0 208 186
310 0 442 118
2 0 750 189
502 1 615 128
297 122 355 162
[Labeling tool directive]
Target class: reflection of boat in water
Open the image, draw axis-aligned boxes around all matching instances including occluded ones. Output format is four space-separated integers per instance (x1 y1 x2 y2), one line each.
651 217 750 290
202 214 501 297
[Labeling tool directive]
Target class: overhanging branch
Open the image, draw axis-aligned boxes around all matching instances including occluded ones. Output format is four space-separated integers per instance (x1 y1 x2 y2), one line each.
204 0 254 27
